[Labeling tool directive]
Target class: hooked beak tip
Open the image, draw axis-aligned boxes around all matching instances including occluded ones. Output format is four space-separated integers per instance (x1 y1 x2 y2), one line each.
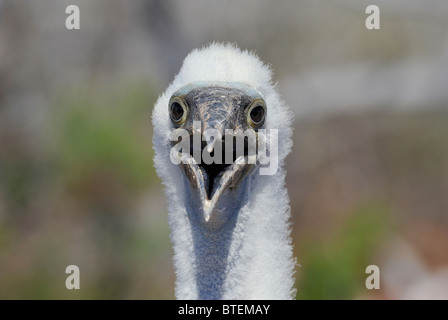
203 200 213 223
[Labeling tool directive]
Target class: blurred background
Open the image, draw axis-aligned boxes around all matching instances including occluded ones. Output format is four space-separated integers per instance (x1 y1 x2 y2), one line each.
0 0 447 299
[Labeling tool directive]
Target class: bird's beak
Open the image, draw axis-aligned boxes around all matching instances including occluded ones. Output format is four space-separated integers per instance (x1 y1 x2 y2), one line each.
178 152 254 223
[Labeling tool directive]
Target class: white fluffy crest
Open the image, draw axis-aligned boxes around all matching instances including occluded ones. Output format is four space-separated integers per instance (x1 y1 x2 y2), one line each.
152 43 296 300
173 43 272 92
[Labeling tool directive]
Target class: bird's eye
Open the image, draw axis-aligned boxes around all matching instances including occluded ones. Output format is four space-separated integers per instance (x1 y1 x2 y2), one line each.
247 99 266 128
171 102 184 120
169 97 188 126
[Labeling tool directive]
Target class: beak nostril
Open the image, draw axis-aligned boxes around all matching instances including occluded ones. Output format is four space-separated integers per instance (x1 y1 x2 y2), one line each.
206 141 216 154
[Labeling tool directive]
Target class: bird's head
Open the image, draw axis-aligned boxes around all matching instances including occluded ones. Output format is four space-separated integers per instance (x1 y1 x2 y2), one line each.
168 81 267 224
152 43 293 229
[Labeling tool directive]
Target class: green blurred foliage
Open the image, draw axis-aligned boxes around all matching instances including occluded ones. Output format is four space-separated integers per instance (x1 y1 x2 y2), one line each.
55 85 156 205
296 202 391 300
0 83 176 300
2 161 37 212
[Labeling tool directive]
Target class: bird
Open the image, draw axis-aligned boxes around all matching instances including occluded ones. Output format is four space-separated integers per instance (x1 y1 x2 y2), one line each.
152 43 296 299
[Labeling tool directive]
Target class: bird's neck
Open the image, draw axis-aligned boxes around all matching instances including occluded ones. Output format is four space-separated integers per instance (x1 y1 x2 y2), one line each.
190 221 244 300
169 174 296 299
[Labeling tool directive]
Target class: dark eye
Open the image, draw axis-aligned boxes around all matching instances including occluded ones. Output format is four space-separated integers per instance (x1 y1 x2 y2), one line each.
171 102 184 121
250 105 264 124
247 100 266 128
169 98 188 126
